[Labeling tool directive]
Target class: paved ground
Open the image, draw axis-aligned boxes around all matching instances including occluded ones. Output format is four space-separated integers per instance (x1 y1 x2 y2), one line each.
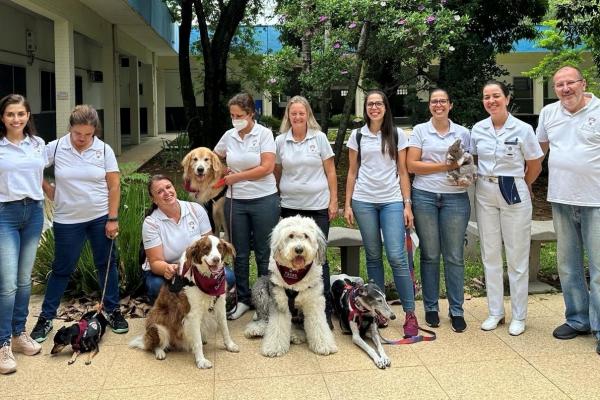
3 293 599 399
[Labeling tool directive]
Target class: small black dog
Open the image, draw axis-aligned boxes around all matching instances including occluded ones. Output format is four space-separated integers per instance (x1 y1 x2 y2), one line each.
51 311 108 365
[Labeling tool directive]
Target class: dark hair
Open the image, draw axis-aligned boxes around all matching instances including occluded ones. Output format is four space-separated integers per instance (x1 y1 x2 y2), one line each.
429 87 452 103
69 104 102 136
0 94 36 139
483 80 510 98
228 93 255 115
364 90 396 160
144 174 176 217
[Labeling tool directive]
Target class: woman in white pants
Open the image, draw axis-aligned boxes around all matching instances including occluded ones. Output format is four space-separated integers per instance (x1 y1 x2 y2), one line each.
470 80 543 336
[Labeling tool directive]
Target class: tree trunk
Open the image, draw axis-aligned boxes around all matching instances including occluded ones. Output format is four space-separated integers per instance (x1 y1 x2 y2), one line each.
191 0 249 149
178 0 202 145
334 21 370 166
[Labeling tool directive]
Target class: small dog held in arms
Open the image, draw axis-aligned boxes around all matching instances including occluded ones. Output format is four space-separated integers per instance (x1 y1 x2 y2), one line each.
446 138 477 187
244 215 337 357
51 311 108 365
182 147 227 238
330 274 396 369
129 235 239 369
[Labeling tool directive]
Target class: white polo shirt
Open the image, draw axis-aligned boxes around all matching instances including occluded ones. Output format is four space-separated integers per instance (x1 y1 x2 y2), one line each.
537 94 600 206
141 200 212 271
47 135 119 224
276 129 334 210
471 114 543 177
214 123 277 200
0 135 47 202
408 119 471 194
347 125 408 203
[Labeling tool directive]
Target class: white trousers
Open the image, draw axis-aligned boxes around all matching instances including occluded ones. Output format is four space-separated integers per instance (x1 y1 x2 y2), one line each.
475 178 532 321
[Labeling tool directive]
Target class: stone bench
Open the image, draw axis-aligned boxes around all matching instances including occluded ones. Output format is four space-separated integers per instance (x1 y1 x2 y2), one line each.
465 220 557 293
327 227 363 276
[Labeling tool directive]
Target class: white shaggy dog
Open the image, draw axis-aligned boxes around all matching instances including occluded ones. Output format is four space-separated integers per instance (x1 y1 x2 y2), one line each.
244 216 337 357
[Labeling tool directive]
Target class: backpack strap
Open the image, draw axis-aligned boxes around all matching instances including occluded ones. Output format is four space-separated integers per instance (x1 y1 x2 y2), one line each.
355 129 362 173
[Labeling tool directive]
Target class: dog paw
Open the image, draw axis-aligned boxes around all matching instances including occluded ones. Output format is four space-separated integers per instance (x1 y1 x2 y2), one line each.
85 360 91 366
196 358 213 369
67 360 75 365
290 330 306 345
374 357 388 369
225 342 239 353
381 356 391 367
261 344 289 357
310 343 338 356
154 348 167 360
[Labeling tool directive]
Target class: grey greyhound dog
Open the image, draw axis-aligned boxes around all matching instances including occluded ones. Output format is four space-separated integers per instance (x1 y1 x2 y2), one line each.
330 274 396 369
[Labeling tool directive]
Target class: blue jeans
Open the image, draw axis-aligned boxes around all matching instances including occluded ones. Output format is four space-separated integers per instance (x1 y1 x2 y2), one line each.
412 188 470 317
40 215 120 319
224 193 280 305
0 199 44 344
552 203 600 337
352 199 415 312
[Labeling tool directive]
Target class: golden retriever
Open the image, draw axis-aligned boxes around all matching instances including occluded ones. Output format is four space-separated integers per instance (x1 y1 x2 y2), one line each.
182 147 227 238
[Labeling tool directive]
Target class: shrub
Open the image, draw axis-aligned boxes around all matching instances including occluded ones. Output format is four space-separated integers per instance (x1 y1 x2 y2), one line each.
329 114 364 128
259 115 282 133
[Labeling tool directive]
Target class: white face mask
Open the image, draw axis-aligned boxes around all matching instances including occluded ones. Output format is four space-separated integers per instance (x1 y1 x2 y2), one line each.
231 118 248 132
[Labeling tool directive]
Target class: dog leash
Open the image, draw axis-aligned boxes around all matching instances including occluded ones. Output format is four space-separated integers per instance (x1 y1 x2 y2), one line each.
379 325 437 345
94 236 116 317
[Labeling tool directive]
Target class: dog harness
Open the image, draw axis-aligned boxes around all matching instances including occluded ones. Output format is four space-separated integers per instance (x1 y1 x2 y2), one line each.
183 180 227 233
72 318 101 352
276 262 313 286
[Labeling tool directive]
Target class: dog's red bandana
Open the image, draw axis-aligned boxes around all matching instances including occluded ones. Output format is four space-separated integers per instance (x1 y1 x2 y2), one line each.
183 179 197 193
189 267 226 296
276 262 313 285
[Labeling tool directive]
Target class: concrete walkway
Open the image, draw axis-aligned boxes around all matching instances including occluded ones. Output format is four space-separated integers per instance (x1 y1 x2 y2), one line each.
4 294 599 399
117 132 178 168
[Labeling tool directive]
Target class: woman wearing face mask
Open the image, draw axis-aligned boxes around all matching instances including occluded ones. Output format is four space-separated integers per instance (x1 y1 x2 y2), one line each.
406 88 471 333
471 80 543 336
214 93 279 320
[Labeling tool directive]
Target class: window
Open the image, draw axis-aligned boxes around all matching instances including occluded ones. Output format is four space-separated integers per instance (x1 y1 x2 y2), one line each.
512 77 533 114
75 75 83 105
41 70 56 111
0 64 26 98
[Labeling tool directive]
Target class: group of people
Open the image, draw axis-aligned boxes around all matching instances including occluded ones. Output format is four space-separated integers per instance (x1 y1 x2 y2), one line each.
1 64 598 375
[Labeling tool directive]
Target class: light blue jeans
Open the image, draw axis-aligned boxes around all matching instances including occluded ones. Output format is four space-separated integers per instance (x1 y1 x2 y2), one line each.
352 199 415 312
552 203 600 338
0 198 44 345
412 188 470 316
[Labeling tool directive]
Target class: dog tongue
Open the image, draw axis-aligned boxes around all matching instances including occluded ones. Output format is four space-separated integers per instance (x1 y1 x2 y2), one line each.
292 256 306 268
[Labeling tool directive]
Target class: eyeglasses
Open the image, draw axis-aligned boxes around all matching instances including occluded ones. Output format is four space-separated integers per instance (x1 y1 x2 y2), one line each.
553 79 583 89
430 99 449 105
366 101 385 109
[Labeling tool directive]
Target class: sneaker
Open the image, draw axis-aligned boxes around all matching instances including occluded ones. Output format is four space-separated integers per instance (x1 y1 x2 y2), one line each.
451 316 467 333
107 310 129 334
425 311 440 328
480 315 505 331
508 319 526 336
11 332 42 356
552 323 590 340
403 311 419 337
30 316 53 343
0 343 16 374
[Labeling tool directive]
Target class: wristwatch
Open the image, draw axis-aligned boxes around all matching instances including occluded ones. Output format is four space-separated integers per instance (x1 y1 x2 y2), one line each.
107 216 118 222
403 199 413 204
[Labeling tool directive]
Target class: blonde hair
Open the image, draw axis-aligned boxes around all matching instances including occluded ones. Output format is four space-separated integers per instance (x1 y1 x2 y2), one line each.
69 104 102 134
279 96 321 133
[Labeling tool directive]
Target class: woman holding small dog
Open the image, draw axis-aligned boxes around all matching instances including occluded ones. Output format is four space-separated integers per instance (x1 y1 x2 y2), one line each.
274 96 338 328
0 94 45 374
344 89 419 337
214 93 280 320
141 174 227 304
406 88 471 333
31 105 129 343
471 80 543 336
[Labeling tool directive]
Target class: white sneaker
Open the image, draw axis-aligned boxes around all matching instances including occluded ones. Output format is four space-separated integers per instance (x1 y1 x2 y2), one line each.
509 319 526 336
12 332 42 356
0 344 16 374
227 302 250 320
481 315 505 331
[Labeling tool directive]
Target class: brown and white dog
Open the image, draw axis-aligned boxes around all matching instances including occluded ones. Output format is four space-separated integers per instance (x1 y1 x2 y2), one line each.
182 147 227 238
129 235 238 369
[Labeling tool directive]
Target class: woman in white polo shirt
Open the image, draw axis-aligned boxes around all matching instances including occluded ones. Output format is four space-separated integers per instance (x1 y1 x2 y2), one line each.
141 175 234 304
274 96 337 328
344 89 419 337
31 105 128 343
0 94 45 374
214 93 280 320
471 80 543 336
407 88 471 333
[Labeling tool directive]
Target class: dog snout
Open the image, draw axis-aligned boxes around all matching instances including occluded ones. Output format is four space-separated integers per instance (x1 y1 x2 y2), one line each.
389 313 396 320
211 255 221 265
196 166 205 175
294 245 304 255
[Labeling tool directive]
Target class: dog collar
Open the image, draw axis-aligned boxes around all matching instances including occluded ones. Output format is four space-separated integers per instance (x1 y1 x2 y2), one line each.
276 262 313 286
183 179 197 193
346 284 368 324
